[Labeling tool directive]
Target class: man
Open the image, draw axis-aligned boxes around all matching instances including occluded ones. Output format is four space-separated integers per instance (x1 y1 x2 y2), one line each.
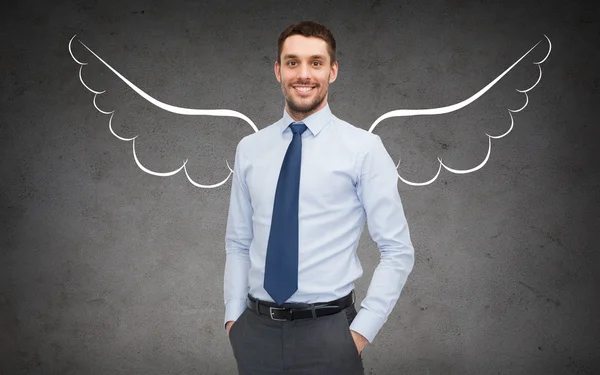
223 21 414 374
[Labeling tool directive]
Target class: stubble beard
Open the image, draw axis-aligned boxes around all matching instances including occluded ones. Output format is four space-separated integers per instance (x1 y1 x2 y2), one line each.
285 87 326 117
282 74 330 119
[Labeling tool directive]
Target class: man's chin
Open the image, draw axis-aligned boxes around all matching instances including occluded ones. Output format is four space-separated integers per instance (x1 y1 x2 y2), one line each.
287 98 325 116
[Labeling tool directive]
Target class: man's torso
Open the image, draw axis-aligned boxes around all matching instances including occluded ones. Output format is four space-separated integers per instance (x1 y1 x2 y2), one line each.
237 108 378 303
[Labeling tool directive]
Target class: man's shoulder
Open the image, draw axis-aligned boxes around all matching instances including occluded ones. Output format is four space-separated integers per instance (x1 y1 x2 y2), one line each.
331 115 381 148
334 116 375 136
237 120 281 150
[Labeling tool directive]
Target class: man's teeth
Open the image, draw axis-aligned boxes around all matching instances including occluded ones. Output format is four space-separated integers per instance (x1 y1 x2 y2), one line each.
295 87 312 92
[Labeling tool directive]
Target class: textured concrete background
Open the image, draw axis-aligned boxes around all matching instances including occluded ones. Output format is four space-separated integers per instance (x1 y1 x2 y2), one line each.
1 0 599 374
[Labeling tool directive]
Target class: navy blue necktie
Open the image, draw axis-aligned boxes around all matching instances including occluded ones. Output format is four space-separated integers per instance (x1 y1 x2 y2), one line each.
264 122 308 305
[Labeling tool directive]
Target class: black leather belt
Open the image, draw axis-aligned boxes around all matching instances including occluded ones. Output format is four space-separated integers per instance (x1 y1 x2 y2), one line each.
247 291 355 321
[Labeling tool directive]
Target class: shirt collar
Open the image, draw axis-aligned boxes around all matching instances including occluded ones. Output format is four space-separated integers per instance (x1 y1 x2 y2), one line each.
279 103 333 136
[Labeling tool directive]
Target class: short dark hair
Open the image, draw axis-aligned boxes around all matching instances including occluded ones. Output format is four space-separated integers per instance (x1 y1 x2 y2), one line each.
277 21 337 64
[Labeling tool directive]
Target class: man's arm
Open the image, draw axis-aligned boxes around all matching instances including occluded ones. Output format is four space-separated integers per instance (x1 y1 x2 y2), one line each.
223 140 253 330
349 135 415 343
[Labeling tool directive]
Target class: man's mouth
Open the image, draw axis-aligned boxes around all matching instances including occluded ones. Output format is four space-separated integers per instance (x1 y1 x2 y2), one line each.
292 85 315 95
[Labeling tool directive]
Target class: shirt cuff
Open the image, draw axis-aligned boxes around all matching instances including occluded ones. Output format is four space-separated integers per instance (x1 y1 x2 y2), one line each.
349 307 385 343
224 298 247 330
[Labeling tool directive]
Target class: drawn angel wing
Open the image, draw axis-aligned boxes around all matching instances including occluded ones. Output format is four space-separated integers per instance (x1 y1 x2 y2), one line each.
367 35 552 186
68 34 258 188
69 34 551 188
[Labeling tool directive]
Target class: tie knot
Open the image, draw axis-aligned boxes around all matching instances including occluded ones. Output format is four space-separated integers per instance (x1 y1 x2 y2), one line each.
289 122 307 135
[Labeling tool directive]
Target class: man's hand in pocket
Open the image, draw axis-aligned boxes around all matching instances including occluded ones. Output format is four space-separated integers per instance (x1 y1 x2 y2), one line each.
226 320 235 336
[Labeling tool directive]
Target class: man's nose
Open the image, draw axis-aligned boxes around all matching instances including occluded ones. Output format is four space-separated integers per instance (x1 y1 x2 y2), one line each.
297 63 311 79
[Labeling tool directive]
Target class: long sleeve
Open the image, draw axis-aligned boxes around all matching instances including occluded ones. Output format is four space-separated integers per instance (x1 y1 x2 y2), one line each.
223 139 253 328
349 135 415 343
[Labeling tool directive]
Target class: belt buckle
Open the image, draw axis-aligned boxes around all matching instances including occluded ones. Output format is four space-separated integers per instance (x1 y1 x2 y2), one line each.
269 306 288 321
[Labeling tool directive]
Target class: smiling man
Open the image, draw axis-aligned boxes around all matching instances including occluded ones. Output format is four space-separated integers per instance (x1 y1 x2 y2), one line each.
223 21 414 374
276 33 334 117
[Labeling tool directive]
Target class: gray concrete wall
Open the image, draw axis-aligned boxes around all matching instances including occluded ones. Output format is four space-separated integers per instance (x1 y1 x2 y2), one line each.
1 0 598 374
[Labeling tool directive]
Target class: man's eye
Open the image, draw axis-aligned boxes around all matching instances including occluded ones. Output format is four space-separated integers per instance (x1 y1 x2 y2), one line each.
287 61 297 66
312 61 322 66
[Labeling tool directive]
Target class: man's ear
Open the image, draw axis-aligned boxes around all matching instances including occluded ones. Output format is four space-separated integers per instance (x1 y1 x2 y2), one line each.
274 61 281 83
329 61 339 83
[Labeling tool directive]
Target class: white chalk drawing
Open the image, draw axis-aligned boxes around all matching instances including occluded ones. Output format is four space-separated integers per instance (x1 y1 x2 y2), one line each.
69 34 551 187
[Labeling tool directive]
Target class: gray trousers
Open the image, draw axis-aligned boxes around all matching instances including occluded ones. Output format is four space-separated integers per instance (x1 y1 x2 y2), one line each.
228 303 365 375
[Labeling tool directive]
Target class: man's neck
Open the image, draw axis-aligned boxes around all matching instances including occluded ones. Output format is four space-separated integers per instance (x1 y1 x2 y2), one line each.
285 101 329 122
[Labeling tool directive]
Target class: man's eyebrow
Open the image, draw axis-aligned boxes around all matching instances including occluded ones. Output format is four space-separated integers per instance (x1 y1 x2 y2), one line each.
282 54 327 60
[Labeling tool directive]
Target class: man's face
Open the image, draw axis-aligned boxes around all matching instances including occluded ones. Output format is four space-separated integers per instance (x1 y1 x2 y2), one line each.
274 35 338 120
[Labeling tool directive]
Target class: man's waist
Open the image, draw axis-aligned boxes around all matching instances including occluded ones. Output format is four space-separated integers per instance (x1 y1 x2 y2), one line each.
248 284 356 306
247 290 355 321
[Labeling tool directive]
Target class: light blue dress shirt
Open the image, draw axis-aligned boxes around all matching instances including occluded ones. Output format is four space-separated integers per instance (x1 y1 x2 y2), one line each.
224 103 414 343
